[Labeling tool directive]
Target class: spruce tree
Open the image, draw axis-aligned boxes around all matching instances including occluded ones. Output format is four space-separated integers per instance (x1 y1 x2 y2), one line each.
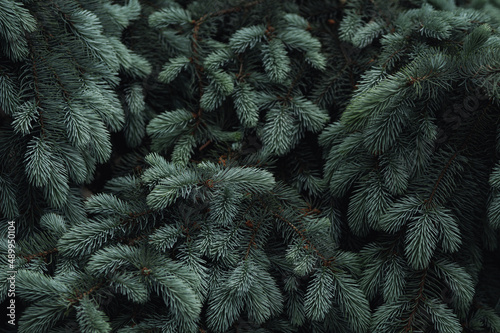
1 0 500 332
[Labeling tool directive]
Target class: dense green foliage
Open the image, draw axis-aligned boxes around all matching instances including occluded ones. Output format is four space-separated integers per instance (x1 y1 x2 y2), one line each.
1 0 500 332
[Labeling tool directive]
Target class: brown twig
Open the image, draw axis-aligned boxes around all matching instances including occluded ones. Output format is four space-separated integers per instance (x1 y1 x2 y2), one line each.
403 268 428 331
272 206 335 268
190 0 265 124
67 280 105 305
23 247 58 263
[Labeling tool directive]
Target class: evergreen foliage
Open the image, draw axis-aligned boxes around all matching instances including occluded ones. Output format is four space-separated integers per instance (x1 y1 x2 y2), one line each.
1 0 500 332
